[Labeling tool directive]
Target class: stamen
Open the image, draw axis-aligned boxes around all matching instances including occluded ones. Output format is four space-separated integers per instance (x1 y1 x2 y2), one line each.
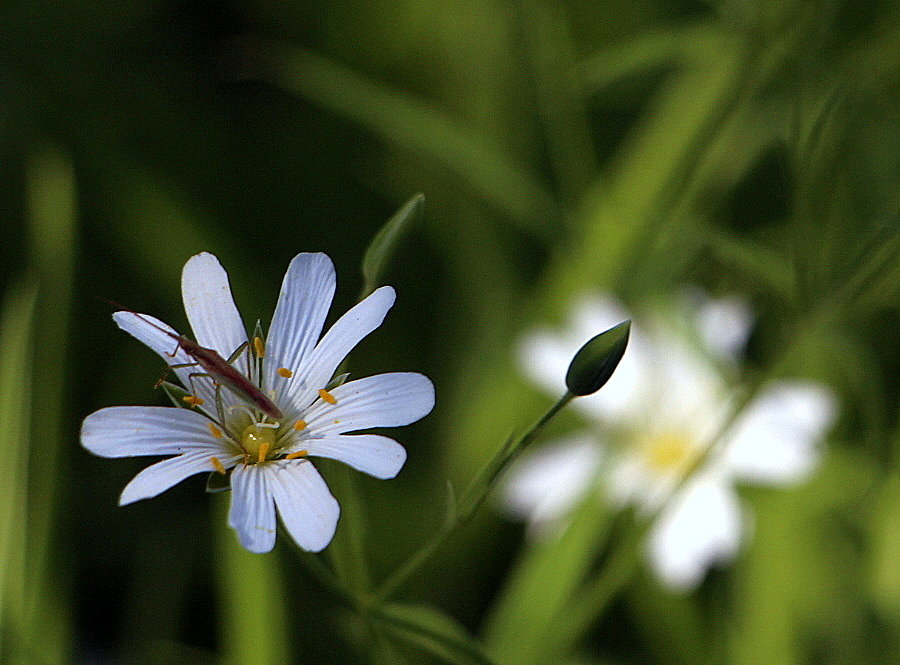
318 388 337 405
293 420 307 431
333 419 340 424
208 423 223 438
183 395 205 407
257 441 271 463
277 367 293 378
253 336 265 357
285 450 308 460
210 456 226 474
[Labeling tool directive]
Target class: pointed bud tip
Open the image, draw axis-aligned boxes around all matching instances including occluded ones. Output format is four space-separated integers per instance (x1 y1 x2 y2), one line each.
565 320 631 396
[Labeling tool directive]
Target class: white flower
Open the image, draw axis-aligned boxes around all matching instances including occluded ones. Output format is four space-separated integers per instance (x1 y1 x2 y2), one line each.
81 252 434 554
502 293 835 589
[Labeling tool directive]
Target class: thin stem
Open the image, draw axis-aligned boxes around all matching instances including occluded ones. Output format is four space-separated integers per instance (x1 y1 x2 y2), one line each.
377 392 574 601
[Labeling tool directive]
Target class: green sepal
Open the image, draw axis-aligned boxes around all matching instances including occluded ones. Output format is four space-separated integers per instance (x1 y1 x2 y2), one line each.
158 380 190 408
206 469 232 493
361 193 425 297
326 372 350 390
252 319 265 346
565 320 630 396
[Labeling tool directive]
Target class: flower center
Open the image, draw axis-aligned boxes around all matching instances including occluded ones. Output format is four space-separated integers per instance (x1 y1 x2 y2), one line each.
641 431 697 474
241 423 279 463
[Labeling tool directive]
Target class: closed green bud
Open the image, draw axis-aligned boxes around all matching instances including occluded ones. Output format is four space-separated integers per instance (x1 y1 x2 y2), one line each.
565 320 630 396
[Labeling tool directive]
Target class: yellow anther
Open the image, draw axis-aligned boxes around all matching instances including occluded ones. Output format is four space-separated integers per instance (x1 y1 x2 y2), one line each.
333 419 340 425
257 441 271 463
293 420 307 431
285 450 308 460
207 423 223 439
183 395 205 407
253 336 265 357
277 367 294 378
210 456 226 474
318 388 337 405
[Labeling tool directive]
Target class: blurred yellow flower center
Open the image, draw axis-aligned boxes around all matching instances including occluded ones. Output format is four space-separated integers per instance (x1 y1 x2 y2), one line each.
642 432 695 473
241 423 278 462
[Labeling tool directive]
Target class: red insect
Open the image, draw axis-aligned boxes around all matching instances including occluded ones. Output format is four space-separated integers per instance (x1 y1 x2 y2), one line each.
115 306 283 421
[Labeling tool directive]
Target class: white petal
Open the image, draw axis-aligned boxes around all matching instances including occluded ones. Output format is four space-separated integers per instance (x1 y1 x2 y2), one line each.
181 252 248 359
281 286 396 413
119 451 237 505
264 253 336 389
268 461 339 552
229 464 277 553
500 436 601 530
302 373 434 435
112 311 218 409
695 295 753 360
301 434 407 479
647 475 743 590
81 406 223 457
721 381 836 484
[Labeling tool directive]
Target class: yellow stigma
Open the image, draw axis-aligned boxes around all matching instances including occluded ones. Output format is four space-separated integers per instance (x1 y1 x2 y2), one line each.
210 456 226 474
208 423 223 438
643 432 696 473
318 388 337 405
253 336 265 357
293 420 307 431
285 450 308 460
183 395 205 407
241 423 278 463
277 367 293 378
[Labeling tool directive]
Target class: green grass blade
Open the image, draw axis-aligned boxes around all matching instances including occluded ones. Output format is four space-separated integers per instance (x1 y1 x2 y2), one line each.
0 281 37 662
268 46 556 234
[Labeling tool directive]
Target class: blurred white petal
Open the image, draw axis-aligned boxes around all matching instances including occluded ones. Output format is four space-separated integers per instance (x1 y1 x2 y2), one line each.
501 437 601 533
696 295 753 360
721 381 836 484
647 475 743 590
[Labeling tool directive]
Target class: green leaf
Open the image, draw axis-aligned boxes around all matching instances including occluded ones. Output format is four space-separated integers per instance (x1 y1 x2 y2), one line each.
370 603 497 665
565 320 630 396
361 194 425 297
483 494 613 665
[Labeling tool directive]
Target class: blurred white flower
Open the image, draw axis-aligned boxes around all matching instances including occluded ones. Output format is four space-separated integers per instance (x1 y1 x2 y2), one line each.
502 293 835 589
82 252 434 554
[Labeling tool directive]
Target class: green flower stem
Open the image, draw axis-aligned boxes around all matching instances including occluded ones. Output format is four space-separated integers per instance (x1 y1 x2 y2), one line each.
376 392 574 601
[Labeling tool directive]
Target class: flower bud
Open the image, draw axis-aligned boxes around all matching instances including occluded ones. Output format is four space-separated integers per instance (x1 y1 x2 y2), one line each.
565 320 630 396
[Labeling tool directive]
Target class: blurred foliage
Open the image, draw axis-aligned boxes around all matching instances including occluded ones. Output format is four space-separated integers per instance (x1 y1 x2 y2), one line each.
1 0 899 663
